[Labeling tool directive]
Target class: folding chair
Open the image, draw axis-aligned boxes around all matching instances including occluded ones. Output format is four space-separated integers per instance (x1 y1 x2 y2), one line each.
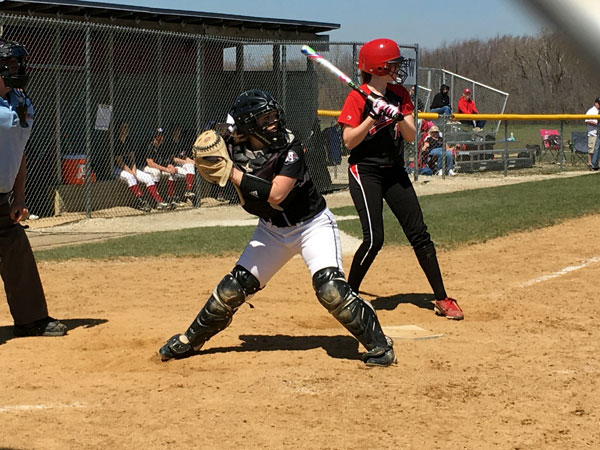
568 131 588 166
539 129 562 162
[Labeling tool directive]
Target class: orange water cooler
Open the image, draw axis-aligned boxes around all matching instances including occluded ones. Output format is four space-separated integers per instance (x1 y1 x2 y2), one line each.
61 154 96 184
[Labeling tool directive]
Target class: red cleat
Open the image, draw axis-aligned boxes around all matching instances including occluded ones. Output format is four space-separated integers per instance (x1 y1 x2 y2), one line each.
433 298 464 320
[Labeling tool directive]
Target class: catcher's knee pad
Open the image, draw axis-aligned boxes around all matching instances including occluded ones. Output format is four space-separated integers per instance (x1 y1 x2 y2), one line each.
184 265 259 349
312 267 391 356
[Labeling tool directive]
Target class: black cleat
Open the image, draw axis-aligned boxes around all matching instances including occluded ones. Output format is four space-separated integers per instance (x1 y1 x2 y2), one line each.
159 334 197 361
362 338 397 367
13 316 67 337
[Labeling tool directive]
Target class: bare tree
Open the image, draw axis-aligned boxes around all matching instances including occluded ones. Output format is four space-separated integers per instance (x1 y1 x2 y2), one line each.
421 31 600 113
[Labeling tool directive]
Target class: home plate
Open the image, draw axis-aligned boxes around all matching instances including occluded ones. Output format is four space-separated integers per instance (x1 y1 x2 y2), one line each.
382 325 444 340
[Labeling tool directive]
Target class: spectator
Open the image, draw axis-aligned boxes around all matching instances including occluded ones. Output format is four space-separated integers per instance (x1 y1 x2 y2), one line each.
409 85 424 113
584 97 600 169
113 121 160 212
421 125 456 176
141 127 170 209
0 37 67 337
165 124 196 204
429 84 452 116
457 88 486 131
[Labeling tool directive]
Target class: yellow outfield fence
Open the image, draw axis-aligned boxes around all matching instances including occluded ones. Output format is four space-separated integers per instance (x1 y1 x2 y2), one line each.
318 110 600 121
316 110 600 180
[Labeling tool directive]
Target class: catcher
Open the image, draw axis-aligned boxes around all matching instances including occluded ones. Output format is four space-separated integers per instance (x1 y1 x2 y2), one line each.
158 89 396 367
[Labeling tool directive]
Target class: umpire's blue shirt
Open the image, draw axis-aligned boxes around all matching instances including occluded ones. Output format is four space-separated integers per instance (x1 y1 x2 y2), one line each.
0 89 34 193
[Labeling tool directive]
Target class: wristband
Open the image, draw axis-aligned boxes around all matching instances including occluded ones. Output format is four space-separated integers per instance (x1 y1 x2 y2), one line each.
240 173 272 201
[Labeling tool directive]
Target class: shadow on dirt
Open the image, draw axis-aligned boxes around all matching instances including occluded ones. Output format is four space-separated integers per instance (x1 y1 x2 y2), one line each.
199 334 361 361
0 318 107 346
362 292 436 311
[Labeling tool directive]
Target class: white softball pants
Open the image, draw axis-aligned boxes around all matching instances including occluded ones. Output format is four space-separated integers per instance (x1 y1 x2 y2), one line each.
143 164 194 183
237 207 344 288
115 168 156 187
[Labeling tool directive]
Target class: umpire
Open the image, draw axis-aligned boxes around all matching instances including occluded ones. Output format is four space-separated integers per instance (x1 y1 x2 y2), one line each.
0 37 66 337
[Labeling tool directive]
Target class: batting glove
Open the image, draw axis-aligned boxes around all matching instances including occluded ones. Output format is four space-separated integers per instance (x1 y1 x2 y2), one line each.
370 98 403 121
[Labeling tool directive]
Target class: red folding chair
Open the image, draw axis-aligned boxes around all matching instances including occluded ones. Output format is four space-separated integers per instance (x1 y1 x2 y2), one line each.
539 129 562 162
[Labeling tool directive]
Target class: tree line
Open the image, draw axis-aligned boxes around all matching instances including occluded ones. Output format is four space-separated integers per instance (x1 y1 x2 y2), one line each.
420 32 600 114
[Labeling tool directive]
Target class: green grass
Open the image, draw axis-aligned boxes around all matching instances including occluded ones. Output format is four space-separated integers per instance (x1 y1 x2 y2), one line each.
332 174 599 249
493 122 586 163
35 226 256 261
35 174 599 261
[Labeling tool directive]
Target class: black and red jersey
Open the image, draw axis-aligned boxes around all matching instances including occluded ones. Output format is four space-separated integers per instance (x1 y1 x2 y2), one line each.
232 134 326 227
338 83 414 166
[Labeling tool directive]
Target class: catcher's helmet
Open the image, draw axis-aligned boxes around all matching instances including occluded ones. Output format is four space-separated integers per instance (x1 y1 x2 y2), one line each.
0 38 29 89
230 89 287 147
358 38 408 84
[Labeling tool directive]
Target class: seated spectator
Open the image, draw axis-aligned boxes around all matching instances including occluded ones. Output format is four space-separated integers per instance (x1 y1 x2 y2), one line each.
421 125 456 176
429 84 452 116
141 127 173 209
113 122 165 212
457 88 486 131
164 124 196 205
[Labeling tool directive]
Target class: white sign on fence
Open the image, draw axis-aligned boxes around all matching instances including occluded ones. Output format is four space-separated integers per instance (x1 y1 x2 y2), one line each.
94 104 113 131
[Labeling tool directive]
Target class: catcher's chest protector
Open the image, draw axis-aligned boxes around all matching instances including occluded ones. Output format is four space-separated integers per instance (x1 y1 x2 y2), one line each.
231 144 281 180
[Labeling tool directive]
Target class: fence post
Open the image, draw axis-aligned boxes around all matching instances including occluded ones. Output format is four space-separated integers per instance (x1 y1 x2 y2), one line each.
156 34 163 128
413 43 419 182
53 26 62 187
282 44 287 109
194 38 205 204
84 25 92 218
441 119 447 178
503 120 508 177
107 30 115 186
560 120 564 170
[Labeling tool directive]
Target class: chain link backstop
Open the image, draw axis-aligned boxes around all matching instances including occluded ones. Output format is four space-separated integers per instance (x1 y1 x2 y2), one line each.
3 14 411 225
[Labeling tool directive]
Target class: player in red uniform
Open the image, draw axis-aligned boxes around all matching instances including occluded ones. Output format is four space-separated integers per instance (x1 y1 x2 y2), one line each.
338 38 463 320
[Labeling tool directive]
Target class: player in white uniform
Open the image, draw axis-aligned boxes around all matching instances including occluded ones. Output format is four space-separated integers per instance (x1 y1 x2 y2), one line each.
159 89 396 367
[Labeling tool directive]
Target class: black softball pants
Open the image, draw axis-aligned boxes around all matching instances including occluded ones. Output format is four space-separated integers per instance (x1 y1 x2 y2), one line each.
347 163 447 300
0 201 49 325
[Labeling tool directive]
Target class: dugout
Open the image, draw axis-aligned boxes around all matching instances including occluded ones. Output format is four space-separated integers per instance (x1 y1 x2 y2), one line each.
0 0 340 217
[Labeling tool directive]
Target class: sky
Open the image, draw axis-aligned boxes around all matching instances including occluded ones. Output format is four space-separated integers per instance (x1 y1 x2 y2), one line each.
82 0 546 50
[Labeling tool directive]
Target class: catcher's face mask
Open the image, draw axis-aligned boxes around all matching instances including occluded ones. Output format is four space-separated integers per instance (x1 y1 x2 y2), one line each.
0 39 29 89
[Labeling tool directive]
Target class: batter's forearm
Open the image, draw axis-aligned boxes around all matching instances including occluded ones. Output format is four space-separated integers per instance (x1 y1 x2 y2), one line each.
342 119 376 150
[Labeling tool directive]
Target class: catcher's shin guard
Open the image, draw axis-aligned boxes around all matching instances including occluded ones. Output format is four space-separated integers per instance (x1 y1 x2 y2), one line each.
159 265 260 361
312 267 396 367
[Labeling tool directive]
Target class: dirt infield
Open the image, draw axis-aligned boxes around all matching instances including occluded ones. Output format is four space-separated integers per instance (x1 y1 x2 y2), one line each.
2 212 599 448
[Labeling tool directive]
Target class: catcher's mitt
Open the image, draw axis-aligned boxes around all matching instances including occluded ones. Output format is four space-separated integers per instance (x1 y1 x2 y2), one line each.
193 130 233 187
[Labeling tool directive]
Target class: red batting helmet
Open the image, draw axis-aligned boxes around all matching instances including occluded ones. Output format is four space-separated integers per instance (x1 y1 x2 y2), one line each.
358 38 404 76
463 88 471 95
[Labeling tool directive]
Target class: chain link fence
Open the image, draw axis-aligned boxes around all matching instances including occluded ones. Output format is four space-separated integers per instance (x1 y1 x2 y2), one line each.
7 13 581 231
417 67 509 134
2 13 399 226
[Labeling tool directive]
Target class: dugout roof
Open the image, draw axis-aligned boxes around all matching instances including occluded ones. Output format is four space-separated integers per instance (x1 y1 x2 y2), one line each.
0 0 340 40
